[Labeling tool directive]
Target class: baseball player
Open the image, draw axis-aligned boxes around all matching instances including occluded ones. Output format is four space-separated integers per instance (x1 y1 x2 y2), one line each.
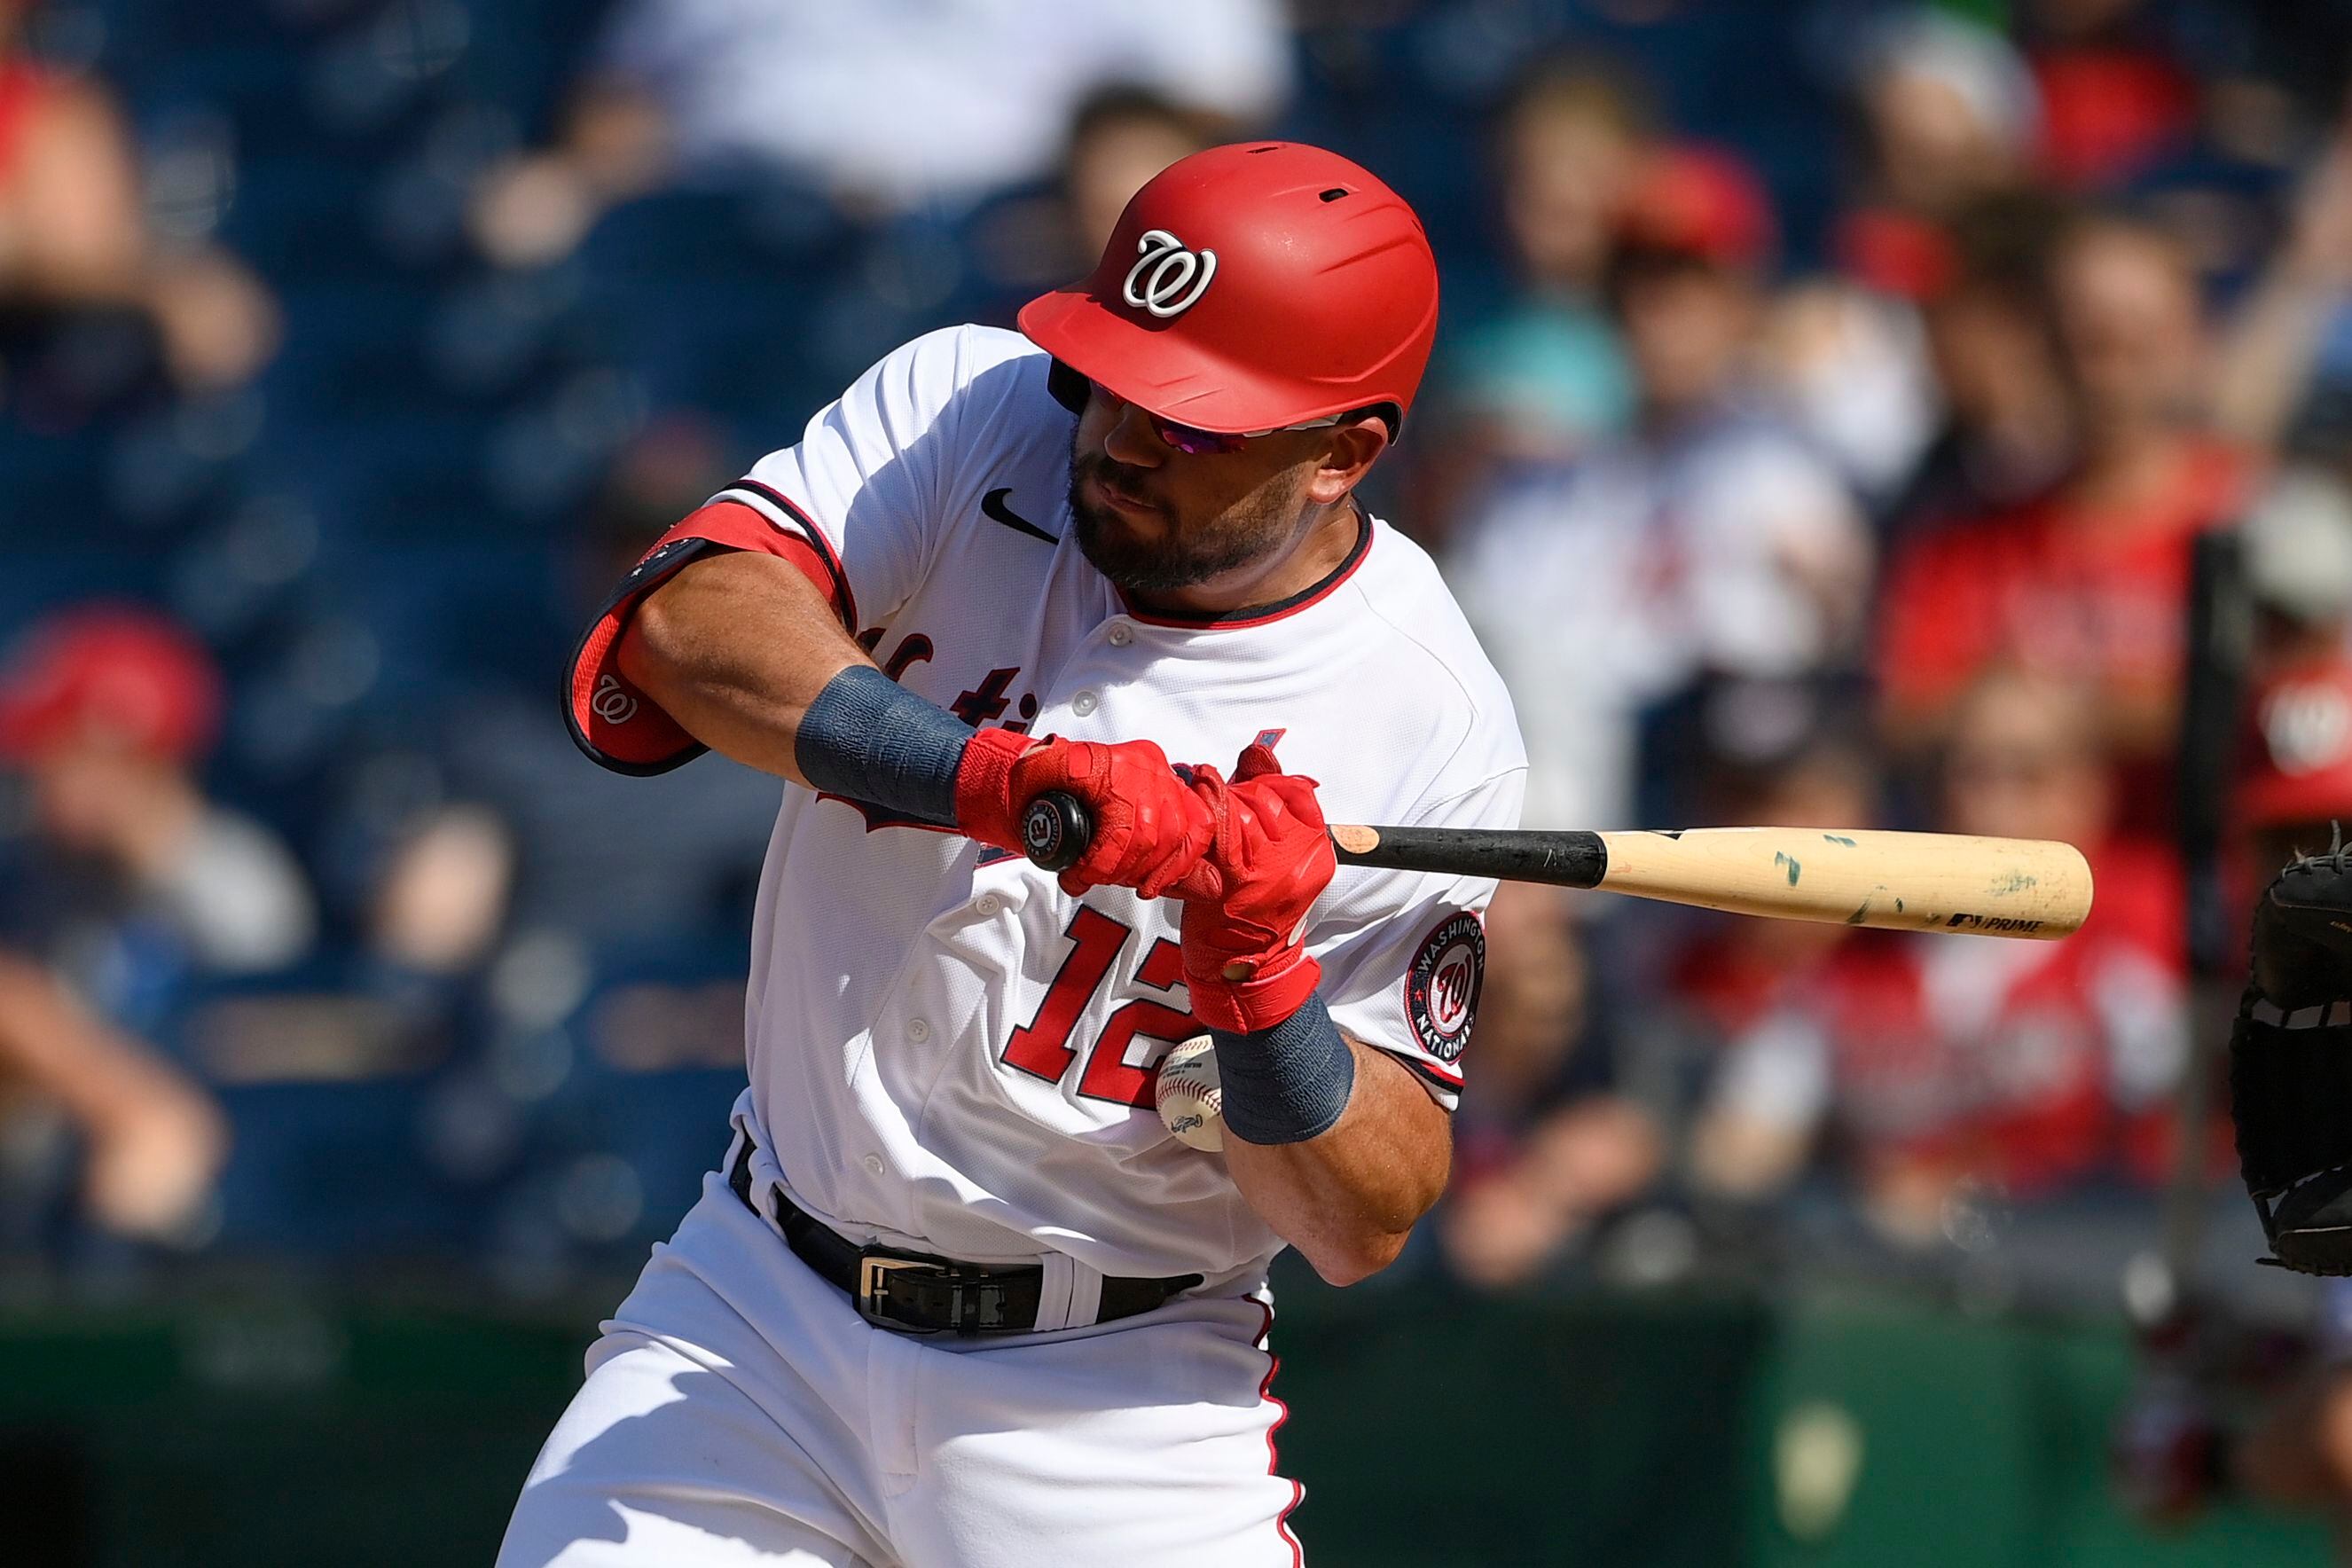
500 142 1526 1567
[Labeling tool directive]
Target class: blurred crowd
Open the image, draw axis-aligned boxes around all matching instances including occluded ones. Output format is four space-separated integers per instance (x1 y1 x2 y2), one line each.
1417 5 2349 1292
13 0 2352 1497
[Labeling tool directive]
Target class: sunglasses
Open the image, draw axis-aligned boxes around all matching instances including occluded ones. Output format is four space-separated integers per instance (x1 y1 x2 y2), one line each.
1089 380 1354 456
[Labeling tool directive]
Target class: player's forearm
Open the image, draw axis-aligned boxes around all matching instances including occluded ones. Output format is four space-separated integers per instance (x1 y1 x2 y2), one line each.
1223 1040 1451 1286
617 552 866 786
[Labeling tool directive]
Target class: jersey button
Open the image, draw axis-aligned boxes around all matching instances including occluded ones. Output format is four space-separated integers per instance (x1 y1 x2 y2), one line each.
1070 689 1100 717
864 1154 884 1176
906 1017 931 1044
974 893 1001 917
1108 623 1133 647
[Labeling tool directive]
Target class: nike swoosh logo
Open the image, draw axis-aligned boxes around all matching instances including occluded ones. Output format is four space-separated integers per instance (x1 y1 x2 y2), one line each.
983 488 1058 544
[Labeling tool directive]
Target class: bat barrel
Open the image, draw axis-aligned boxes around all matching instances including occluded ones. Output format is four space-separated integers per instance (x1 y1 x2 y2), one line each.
1592 827 2093 939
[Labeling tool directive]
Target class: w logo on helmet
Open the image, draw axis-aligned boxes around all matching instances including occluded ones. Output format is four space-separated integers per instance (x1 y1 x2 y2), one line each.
1122 230 1218 318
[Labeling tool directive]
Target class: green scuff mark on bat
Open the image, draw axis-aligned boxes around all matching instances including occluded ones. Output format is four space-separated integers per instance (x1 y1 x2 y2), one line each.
1774 851 1801 886
1847 884 1897 924
1989 871 2038 896
1823 834 1857 847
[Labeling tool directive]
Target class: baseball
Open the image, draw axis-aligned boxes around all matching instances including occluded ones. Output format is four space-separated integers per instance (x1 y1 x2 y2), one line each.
1154 1035 1224 1151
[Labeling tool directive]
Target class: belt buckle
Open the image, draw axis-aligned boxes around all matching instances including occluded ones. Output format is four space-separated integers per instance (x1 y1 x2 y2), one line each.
855 1251 948 1329
854 1250 1015 1335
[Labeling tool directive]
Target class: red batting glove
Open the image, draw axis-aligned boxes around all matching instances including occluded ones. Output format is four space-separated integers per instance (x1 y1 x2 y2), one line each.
955 728 1215 898
1179 744 1338 1032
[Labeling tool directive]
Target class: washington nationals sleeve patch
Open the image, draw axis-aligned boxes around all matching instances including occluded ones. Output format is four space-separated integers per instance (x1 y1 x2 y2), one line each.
1406 911 1486 1063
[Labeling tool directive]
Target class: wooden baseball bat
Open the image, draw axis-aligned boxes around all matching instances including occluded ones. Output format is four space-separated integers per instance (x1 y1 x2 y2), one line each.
1019 795 2092 940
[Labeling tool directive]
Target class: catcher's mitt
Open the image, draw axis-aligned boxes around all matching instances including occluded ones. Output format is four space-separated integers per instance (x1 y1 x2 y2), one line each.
2230 829 2352 1274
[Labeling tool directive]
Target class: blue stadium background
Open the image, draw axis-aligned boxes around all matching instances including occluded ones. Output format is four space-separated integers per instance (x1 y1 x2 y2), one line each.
0 0 1886 1277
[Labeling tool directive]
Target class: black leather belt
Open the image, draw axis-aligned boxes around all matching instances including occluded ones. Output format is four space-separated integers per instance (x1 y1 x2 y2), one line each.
728 1136 1201 1337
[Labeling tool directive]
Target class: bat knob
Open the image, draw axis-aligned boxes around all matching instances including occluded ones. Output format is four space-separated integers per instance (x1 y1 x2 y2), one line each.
1021 792 1092 873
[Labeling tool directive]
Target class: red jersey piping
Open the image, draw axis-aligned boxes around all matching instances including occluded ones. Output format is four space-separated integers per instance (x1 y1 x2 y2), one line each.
1255 1300 1305 1566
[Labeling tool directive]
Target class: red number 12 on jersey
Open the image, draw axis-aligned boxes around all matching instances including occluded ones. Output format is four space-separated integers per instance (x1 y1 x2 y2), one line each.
1001 906 1197 1109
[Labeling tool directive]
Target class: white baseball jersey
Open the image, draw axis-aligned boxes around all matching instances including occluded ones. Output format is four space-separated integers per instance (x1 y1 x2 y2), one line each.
571 323 1526 1290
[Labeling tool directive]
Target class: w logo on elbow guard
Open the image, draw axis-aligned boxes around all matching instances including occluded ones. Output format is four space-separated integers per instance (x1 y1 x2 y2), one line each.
1123 230 1218 319
590 674 639 725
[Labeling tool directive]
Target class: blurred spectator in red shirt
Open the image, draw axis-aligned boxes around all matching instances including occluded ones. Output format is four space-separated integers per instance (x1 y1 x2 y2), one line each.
0 0 277 396
1693 670 2186 1244
1877 210 2250 818
1448 145 1870 830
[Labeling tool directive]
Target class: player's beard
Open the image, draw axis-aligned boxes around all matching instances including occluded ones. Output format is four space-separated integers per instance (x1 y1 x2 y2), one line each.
1065 451 1302 599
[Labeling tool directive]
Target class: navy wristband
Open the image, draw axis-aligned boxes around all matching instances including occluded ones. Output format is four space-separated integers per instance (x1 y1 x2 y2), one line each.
1211 994 1356 1146
794 664 971 825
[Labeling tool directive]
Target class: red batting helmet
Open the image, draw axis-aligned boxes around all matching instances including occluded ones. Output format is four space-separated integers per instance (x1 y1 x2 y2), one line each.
1018 142 1439 436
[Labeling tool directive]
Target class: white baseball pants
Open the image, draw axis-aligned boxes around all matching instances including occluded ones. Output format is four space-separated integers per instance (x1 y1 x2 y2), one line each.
496 1166 1304 1567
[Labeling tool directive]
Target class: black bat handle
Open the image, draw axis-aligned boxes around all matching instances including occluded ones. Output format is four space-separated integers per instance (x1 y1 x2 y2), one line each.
1330 825 1609 889
1021 791 1093 872
1020 793 1612 893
